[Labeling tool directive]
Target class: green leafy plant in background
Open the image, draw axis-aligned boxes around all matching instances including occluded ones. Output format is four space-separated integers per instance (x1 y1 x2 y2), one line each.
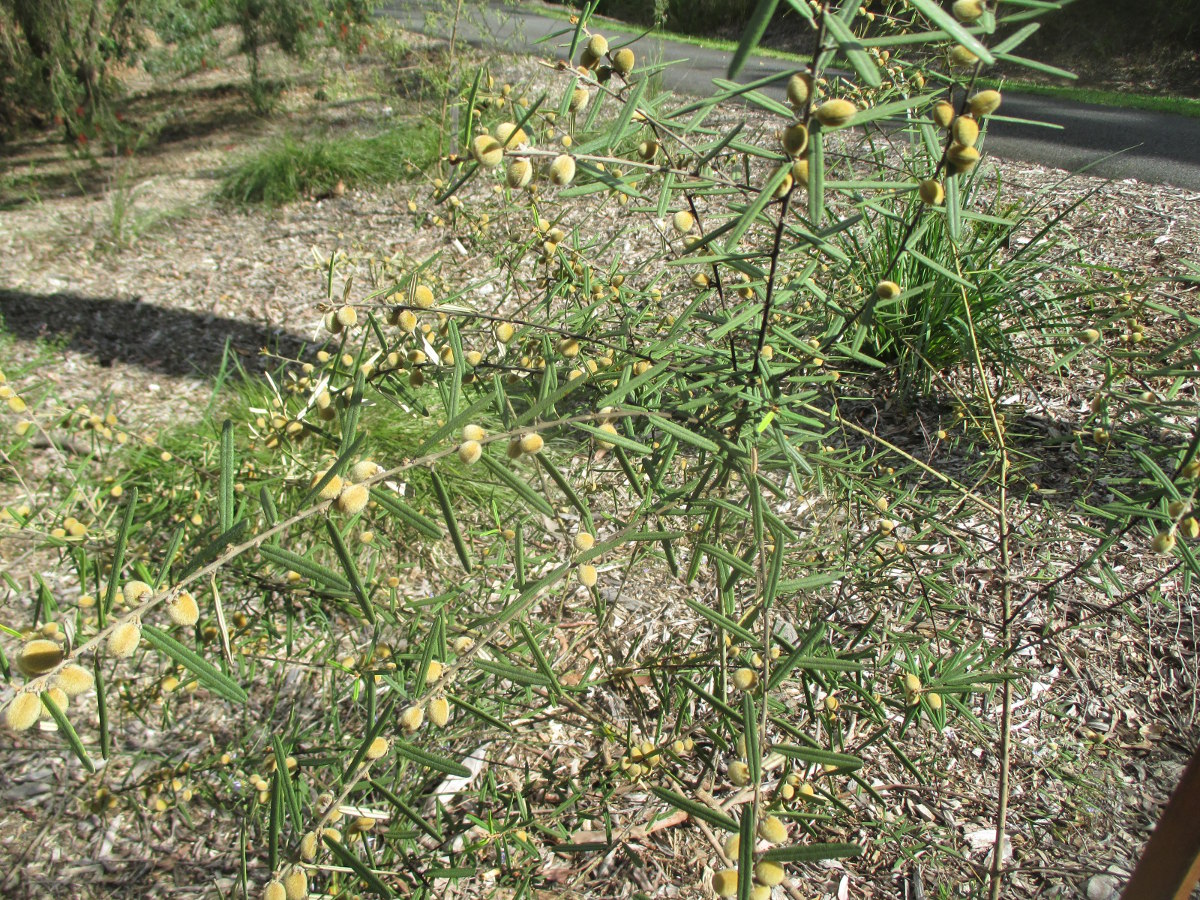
3 2 1199 900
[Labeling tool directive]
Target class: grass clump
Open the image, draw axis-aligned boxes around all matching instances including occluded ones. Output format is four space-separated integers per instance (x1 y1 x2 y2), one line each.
219 123 439 206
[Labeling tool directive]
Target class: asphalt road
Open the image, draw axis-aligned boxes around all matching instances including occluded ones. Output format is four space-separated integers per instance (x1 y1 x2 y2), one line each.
383 0 1200 191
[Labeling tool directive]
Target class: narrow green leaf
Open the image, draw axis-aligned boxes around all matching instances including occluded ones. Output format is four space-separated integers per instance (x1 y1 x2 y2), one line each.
272 735 302 829
219 419 235 533
40 691 96 772
761 842 863 863
728 0 782 78
651 786 739 832
536 452 594 531
324 834 395 898
649 413 720 453
369 487 443 539
775 744 863 771
519 622 562 696
482 454 555 516
475 658 553 687
370 779 444 841
906 0 995 63
325 519 375 623
259 545 351 593
725 164 790 253
430 471 471 572
743 694 761 786
809 126 825 224
685 597 758 646
142 624 247 703
738 804 756 900
822 12 881 88
391 737 471 777
101 487 138 626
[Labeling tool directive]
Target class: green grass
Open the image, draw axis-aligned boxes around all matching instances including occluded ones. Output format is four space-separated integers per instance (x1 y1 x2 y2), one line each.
218 122 439 206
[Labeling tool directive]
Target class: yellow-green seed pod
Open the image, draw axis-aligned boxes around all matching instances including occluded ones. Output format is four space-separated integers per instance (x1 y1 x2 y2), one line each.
506 158 533 189
732 667 758 691
108 621 142 658
791 157 809 187
17 639 64 677
931 100 955 129
471 134 504 167
786 73 812 108
263 881 286 900
637 139 658 160
926 691 944 710
313 471 343 501
414 284 435 309
814 98 857 128
727 760 751 786
282 867 308 900
495 122 530 148
578 564 598 587
875 280 902 300
782 123 809 157
459 440 483 465
336 484 370 516
1178 516 1199 539
167 591 200 628
574 531 595 552
324 311 343 335
952 115 980 148
400 704 424 732
366 736 390 760
519 433 544 454
569 88 589 113
5 692 41 731
46 689 70 712
424 660 444 683
397 309 418 333
672 210 695 234
758 814 788 844
918 179 945 206
713 870 739 897
724 834 740 858
968 89 1002 117
612 47 634 76
549 154 577 186
949 45 979 67
953 0 985 22
428 696 451 727
1167 500 1188 519
335 305 357 328
1152 530 1176 554
124 580 153 605
495 322 515 343
755 861 786 886
751 885 772 900
771 167 793 199
587 34 608 57
349 460 380 483
903 672 923 700
1079 328 1101 344
461 424 485 443
300 831 319 862
947 143 980 173
55 664 94 697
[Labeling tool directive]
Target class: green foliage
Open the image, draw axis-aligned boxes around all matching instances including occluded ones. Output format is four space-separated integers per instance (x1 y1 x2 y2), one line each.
218 123 440 204
3 3 1199 899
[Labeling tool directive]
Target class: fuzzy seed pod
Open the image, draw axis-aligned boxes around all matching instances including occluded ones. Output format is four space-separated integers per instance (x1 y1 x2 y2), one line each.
713 869 739 898
55 664 94 697
462 424 485 442
751 885 772 900
471 134 504 168
771 167 794 199
335 305 357 328
506 158 533 189
414 284 435 309
672 210 695 234
349 460 380 483
424 660 444 683
574 532 595 552
931 100 955 129
124 580 153 605
782 122 809 156
495 322 515 343
313 471 343 501
494 122 529 148
428 696 451 727
167 591 200 628
727 760 751 786
786 73 812 108
918 179 945 206
400 704 424 732
108 621 142 658
947 143 980 173
263 881 286 900
952 115 980 148
612 47 634 75
578 564 598 587
791 157 809 187
875 280 902 300
637 139 658 160
17 639 65 677
324 312 343 335
1152 530 1176 554
5 692 41 731
336 484 370 516
724 834 741 858
366 736 390 760
569 88 589 113
397 309 418 333
519 433 544 454
953 0 985 22
586 34 608 57
1079 328 1101 344
758 814 788 844
282 868 308 900
458 440 483 465
755 861 786 886
926 691 943 710
949 45 979 67
300 831 318 861
549 154 576 186
732 667 758 691
814 98 857 128
968 90 1002 117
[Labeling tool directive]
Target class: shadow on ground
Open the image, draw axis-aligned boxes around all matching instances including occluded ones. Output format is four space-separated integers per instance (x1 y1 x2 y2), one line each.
0 289 312 378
